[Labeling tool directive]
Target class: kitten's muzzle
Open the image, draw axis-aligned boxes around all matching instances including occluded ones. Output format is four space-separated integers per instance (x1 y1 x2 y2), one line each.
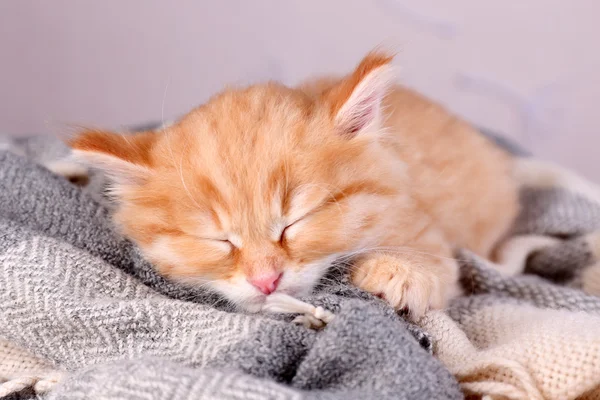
247 272 283 295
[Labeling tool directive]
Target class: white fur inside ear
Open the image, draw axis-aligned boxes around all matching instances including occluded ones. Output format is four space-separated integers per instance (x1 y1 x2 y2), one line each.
335 65 395 137
71 149 151 186
44 160 89 180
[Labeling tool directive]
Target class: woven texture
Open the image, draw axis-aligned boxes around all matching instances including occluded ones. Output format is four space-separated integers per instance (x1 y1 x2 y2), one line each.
0 148 459 399
421 252 600 400
2 132 600 399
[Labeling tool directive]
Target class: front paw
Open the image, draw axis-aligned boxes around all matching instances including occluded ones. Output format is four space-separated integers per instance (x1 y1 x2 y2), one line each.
352 255 450 320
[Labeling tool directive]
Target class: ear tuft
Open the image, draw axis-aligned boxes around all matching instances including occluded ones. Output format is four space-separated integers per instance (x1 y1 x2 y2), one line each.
70 149 151 186
68 130 156 165
68 130 157 186
325 51 396 138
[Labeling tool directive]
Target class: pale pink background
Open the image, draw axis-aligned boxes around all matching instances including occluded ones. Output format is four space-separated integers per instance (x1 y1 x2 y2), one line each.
1 1 598 179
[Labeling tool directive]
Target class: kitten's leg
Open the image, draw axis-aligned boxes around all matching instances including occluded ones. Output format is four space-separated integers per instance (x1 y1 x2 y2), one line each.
351 229 460 320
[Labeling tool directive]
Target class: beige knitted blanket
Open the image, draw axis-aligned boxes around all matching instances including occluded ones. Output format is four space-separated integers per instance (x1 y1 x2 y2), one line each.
421 252 600 400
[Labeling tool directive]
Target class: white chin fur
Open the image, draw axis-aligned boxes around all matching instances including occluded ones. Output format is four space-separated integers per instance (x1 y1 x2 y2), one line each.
206 257 335 312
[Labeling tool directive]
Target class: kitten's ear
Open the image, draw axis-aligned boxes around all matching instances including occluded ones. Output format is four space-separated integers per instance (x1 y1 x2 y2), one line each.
324 51 395 138
69 130 157 186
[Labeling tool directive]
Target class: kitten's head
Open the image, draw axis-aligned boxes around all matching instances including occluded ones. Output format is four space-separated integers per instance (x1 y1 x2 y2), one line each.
71 52 404 311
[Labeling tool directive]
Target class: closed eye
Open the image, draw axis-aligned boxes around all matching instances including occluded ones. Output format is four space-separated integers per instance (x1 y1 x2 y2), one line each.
279 218 304 244
201 237 234 250
181 225 238 250
278 199 338 244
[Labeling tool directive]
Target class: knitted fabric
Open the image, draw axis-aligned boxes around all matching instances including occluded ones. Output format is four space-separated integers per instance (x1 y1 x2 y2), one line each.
0 147 459 399
0 341 53 381
421 252 600 400
3 131 600 399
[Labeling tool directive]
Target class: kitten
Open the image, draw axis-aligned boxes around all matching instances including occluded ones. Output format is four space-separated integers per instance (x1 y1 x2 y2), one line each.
69 51 519 319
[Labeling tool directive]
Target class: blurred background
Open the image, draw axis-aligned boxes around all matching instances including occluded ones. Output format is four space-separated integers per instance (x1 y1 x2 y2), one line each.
1 1 598 179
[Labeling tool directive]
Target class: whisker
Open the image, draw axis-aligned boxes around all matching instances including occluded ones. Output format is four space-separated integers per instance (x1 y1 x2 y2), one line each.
175 278 223 291
158 78 205 213
161 76 171 130
178 157 204 211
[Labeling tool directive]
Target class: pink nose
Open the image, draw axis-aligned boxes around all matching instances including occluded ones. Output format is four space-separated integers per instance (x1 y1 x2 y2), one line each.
248 272 282 295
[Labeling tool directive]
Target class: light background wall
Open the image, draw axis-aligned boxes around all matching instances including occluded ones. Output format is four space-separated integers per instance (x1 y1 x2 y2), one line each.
1 1 598 179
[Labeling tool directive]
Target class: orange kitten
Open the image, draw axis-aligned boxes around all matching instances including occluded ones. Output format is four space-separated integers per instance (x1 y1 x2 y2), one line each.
70 51 519 318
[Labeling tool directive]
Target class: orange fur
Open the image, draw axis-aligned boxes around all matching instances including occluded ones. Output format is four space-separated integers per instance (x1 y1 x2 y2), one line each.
70 51 519 317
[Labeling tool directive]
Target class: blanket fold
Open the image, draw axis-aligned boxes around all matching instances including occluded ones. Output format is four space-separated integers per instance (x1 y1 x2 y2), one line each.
0 149 460 399
422 253 600 400
2 132 600 400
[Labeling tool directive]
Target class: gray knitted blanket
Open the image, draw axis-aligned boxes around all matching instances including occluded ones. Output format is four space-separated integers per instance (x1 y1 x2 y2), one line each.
1 133 600 400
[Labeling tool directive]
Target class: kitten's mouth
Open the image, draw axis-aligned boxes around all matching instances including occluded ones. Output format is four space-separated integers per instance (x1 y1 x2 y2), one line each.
242 293 271 313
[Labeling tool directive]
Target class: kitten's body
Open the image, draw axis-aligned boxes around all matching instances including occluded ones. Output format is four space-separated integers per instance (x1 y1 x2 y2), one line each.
383 85 518 258
362 86 518 314
304 78 518 257
300 78 518 314
70 52 519 318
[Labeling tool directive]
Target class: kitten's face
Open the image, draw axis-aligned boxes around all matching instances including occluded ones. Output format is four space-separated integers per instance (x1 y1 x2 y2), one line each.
72 52 403 311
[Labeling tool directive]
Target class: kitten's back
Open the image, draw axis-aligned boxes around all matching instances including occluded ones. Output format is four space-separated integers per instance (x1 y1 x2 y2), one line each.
383 86 519 256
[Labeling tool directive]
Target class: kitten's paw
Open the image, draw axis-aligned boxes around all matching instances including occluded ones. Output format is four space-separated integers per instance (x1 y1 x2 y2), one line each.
292 314 326 330
352 254 447 320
